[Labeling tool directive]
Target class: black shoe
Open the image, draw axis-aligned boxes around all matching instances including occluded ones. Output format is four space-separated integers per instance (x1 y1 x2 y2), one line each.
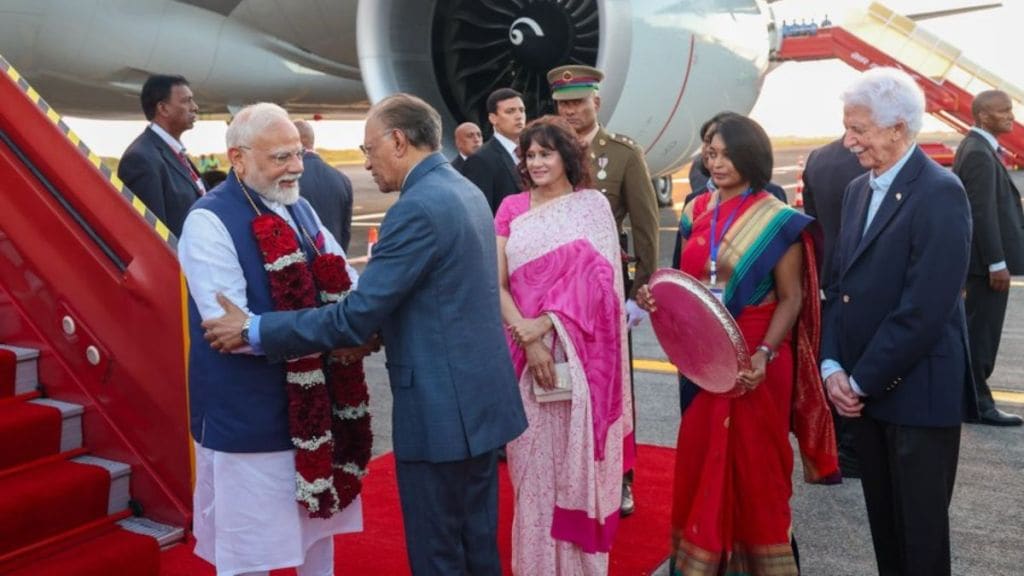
972 408 1023 427
620 483 635 517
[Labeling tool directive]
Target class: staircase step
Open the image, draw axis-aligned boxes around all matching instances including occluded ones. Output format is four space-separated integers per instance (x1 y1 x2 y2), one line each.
71 454 132 515
0 345 39 395
0 512 160 576
0 458 113 555
119 516 185 548
29 397 83 451
0 398 65 469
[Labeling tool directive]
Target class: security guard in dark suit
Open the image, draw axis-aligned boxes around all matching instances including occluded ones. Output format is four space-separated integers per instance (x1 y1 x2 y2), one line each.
548 64 659 517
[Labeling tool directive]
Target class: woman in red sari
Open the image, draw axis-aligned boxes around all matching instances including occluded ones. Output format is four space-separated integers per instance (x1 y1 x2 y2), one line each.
637 115 839 575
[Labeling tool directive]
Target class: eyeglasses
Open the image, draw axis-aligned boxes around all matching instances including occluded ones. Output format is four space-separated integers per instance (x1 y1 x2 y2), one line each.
359 129 397 157
238 146 306 167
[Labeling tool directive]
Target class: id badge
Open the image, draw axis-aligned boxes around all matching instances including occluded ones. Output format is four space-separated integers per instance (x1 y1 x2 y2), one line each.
709 286 724 303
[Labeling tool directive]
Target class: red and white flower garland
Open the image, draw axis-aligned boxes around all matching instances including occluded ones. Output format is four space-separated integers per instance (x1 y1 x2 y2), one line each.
251 208 373 519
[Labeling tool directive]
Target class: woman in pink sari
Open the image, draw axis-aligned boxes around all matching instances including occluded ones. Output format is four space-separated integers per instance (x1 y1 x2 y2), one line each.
496 116 632 575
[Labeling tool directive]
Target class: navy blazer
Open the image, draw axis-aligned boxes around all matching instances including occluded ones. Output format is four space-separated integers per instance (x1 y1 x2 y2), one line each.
298 151 354 251
259 153 528 462
822 146 976 426
461 137 523 215
117 126 202 237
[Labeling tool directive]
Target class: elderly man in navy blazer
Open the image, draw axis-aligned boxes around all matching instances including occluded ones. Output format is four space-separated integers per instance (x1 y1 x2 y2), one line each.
203 93 528 575
821 68 975 576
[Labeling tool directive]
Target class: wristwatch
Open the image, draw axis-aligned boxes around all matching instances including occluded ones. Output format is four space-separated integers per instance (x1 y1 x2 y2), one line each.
240 316 252 345
755 343 777 363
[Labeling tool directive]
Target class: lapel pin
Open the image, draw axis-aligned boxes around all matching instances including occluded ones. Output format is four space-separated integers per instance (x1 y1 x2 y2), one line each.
895 192 902 201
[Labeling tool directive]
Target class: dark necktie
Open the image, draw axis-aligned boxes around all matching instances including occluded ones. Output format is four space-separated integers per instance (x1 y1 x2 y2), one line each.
176 149 205 195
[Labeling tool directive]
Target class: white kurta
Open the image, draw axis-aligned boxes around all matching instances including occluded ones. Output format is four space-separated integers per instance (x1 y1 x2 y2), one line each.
179 197 362 576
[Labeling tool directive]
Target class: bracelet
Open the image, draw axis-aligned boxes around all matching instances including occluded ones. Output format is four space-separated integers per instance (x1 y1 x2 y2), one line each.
755 343 777 363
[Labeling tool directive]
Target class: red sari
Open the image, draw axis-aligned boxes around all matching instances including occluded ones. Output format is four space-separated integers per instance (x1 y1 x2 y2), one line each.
670 191 839 575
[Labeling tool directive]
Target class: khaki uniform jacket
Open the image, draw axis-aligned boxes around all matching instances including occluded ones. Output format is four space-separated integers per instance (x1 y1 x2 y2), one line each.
588 125 659 297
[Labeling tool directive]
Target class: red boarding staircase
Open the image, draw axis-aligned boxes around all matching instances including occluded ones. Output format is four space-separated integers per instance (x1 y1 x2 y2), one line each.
775 1 1024 168
1 53 193 573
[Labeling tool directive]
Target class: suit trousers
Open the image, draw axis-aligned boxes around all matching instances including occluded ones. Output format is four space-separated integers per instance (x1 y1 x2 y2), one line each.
965 274 1009 411
850 417 961 576
395 450 501 575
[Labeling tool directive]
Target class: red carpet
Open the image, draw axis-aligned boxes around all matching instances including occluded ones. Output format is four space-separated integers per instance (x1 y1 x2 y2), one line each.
0 348 15 398
0 400 61 469
7 525 161 576
0 460 111 554
161 444 675 575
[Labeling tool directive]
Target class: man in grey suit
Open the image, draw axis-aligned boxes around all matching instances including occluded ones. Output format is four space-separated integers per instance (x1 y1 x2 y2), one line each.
953 89 1024 426
294 119 355 251
117 74 204 236
203 93 528 575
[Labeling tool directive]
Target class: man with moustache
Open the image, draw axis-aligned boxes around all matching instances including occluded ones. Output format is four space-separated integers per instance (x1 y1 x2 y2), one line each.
822 68 974 576
118 74 204 236
548 64 659 516
953 89 1024 426
178 103 364 576
202 94 528 574
462 88 527 213
451 121 482 173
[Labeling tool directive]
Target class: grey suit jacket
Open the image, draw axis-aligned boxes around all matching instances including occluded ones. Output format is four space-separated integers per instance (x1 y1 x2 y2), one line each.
117 127 203 237
953 130 1024 276
298 151 354 251
260 153 527 463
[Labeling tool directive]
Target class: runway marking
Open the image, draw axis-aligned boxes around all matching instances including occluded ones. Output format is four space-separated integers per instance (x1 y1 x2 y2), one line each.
352 212 387 221
672 178 690 184
782 183 798 190
775 165 801 173
992 389 1024 405
1012 280 1024 288
634 358 676 374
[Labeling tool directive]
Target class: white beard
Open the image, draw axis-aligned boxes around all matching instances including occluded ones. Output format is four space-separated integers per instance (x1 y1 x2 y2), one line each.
249 176 301 205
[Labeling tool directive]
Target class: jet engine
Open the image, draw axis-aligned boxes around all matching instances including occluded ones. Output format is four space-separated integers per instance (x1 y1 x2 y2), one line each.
358 0 774 177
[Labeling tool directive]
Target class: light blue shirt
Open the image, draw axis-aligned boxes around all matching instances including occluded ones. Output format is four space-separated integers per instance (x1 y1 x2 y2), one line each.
968 127 1007 273
821 144 916 396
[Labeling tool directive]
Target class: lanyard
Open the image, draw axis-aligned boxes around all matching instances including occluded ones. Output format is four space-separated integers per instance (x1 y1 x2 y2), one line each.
708 188 752 286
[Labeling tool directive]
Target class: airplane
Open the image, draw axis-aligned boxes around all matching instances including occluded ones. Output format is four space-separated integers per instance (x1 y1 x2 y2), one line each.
0 0 782 205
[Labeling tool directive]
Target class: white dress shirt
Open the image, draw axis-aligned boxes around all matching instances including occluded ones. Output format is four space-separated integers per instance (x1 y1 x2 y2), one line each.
968 126 1007 272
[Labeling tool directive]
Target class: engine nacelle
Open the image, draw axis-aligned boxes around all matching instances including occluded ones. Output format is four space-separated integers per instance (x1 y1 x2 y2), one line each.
357 0 773 176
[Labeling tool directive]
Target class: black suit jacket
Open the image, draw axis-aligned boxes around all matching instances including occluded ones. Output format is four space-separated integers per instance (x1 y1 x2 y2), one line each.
822 146 975 426
117 127 203 237
298 151 354 251
461 137 523 215
803 138 868 285
953 130 1024 276
450 154 467 174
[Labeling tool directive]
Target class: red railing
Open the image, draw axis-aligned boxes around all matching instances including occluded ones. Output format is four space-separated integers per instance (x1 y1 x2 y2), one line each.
776 27 1024 167
0 61 191 527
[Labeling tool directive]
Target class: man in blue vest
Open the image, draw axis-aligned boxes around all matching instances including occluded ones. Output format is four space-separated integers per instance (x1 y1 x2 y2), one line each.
179 103 364 576
203 94 528 574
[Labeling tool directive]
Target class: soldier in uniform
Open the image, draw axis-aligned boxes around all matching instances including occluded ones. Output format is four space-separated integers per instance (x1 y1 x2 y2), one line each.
548 64 660 516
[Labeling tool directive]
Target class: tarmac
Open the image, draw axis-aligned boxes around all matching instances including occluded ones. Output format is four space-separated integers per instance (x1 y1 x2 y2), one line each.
340 150 1024 575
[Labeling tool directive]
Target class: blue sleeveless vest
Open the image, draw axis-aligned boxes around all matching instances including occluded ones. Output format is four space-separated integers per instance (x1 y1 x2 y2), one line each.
187 172 324 452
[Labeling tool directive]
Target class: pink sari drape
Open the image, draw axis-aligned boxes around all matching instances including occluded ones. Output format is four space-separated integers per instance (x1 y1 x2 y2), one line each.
500 190 632 573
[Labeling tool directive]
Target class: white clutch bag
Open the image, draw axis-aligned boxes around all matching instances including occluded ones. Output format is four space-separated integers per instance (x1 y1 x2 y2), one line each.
532 362 573 403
